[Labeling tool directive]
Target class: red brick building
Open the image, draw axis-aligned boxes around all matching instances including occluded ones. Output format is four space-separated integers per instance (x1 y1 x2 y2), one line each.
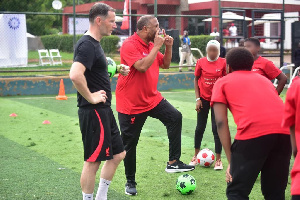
62 0 180 34
62 0 300 36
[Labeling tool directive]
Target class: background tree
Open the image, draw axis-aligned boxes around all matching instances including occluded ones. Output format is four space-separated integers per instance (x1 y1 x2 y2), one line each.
0 0 123 36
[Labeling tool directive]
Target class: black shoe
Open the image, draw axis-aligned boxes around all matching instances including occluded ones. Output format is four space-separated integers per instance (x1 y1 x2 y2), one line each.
179 69 182 72
188 69 194 72
125 181 137 196
165 160 195 173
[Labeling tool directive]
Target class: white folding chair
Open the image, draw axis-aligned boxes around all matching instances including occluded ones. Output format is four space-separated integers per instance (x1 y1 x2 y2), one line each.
178 47 204 66
49 49 63 66
289 66 300 88
38 49 52 66
191 48 204 64
274 64 294 88
191 48 204 58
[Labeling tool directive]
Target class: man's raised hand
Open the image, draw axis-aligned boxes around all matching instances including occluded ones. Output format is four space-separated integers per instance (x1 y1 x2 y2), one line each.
154 29 165 48
162 29 174 46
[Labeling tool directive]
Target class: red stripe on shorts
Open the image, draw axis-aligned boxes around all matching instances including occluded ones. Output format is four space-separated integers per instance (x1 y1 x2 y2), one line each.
87 109 105 162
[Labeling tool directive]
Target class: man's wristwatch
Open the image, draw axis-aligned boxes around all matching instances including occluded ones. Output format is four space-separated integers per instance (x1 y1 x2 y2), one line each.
196 98 201 102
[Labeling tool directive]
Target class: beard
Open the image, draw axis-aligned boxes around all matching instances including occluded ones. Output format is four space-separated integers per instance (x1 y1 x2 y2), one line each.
148 31 156 42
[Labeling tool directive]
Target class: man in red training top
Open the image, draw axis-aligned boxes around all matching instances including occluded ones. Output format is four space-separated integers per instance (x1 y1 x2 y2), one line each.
244 37 287 95
211 47 291 199
282 72 300 200
116 15 194 196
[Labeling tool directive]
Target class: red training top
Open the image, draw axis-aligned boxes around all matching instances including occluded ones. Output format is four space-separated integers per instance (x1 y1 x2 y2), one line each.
282 76 300 195
211 71 289 140
252 56 281 80
116 33 164 115
195 57 226 101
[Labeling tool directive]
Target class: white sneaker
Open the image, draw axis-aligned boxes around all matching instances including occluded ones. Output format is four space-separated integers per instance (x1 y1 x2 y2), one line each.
189 156 199 166
214 159 223 170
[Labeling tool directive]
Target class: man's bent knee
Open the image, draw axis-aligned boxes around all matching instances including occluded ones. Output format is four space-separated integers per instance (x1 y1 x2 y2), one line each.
83 161 101 173
113 150 126 163
174 111 182 122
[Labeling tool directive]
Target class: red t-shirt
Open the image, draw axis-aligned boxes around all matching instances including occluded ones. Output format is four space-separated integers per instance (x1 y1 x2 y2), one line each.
194 57 226 101
116 33 164 115
282 76 300 195
252 56 281 80
211 71 289 140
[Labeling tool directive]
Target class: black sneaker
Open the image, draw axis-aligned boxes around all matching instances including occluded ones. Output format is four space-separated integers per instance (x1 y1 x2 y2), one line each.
179 69 182 72
188 69 194 72
165 160 195 173
125 181 137 196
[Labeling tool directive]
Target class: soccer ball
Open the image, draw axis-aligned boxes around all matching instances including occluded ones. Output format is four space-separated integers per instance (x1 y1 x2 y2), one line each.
106 57 117 78
176 174 196 195
197 148 215 167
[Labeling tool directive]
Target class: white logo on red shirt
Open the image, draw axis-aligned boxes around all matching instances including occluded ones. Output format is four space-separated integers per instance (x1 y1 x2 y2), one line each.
204 77 218 85
252 69 260 71
143 52 148 56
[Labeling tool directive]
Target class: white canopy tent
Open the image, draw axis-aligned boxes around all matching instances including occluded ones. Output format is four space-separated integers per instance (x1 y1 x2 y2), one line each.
247 12 299 49
203 12 252 23
248 13 299 26
115 16 124 22
27 32 45 50
26 32 36 38
248 14 281 27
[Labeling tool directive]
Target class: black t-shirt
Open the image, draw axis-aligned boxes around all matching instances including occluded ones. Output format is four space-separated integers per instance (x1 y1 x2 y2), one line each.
73 35 111 108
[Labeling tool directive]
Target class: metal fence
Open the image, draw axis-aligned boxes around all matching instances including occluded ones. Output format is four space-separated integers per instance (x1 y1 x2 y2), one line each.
0 0 299 68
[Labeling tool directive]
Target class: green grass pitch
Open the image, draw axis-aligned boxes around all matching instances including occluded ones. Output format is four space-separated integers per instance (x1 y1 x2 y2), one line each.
0 89 292 199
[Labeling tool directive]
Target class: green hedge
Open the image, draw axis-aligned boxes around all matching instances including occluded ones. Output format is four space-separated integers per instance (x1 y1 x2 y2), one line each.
189 35 215 56
40 34 213 55
41 34 120 54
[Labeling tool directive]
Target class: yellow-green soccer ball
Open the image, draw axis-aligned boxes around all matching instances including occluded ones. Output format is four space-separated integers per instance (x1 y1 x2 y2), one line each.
176 174 196 195
107 57 117 78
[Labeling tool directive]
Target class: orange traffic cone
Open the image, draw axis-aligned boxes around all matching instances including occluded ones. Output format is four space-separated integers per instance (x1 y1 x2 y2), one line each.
56 79 68 100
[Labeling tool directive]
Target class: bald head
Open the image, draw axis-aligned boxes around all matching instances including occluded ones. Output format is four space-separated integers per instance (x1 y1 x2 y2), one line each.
137 15 156 31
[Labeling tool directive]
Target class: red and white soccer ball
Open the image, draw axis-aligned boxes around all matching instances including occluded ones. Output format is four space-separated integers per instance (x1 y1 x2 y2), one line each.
197 148 215 167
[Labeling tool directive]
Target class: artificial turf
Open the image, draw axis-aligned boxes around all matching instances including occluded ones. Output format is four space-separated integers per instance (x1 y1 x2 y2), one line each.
0 89 292 199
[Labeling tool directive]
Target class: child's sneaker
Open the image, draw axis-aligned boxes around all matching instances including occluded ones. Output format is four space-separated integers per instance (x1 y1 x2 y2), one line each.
214 159 223 170
189 156 199 166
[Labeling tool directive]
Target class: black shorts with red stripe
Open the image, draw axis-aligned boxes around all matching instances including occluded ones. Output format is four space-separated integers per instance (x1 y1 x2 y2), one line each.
78 106 124 162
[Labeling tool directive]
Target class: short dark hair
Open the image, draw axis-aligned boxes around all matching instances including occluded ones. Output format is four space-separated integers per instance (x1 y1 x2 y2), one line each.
244 37 260 47
226 47 254 71
137 15 156 30
89 3 115 23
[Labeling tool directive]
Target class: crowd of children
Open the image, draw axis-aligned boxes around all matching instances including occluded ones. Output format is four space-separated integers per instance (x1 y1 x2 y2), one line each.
193 37 299 199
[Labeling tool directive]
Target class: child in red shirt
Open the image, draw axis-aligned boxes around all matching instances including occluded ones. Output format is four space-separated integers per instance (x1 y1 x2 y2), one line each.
190 40 226 170
211 47 291 199
282 73 300 200
244 37 287 95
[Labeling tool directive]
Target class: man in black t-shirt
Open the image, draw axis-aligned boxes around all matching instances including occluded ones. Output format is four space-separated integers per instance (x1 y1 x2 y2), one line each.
69 3 129 200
